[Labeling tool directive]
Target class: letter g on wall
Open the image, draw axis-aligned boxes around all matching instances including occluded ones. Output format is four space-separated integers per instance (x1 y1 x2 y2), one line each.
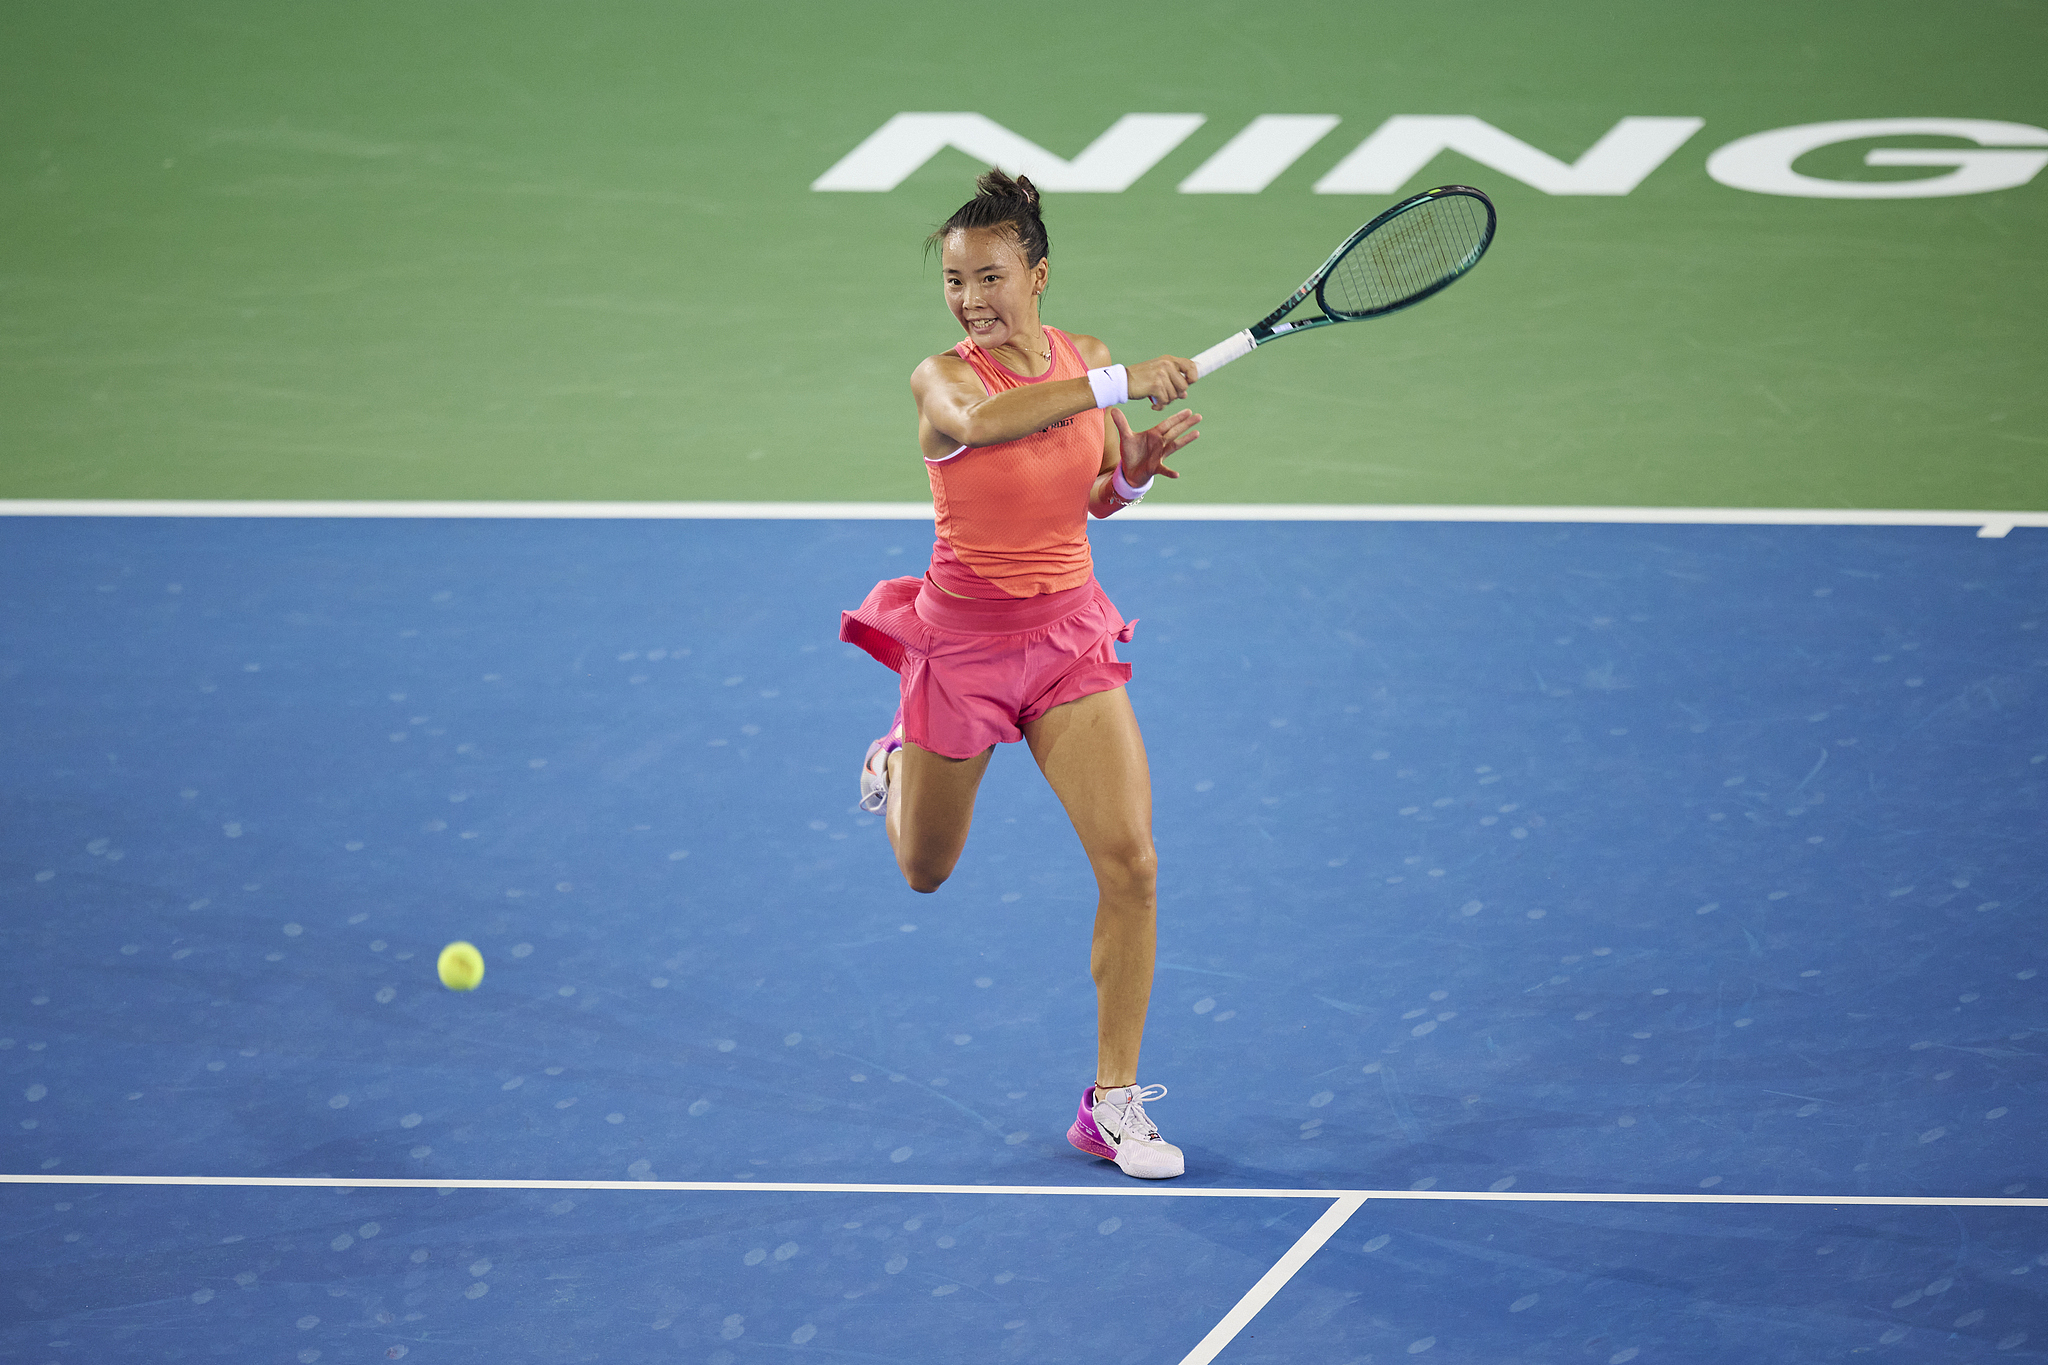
1707 118 2048 197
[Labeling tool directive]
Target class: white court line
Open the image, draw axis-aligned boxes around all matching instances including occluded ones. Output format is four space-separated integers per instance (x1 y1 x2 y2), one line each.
0 499 2042 536
3 1174 2043 1206
12 1176 2037 1361
1177 1193 1364 1365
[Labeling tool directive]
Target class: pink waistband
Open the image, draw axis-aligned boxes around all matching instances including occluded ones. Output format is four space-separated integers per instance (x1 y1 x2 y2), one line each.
913 575 1095 635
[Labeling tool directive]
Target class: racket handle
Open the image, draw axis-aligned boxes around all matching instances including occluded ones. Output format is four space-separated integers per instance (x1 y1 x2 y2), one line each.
1193 329 1256 379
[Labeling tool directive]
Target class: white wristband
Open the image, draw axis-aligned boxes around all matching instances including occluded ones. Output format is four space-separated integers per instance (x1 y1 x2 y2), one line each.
1110 464 1154 502
1086 364 1129 409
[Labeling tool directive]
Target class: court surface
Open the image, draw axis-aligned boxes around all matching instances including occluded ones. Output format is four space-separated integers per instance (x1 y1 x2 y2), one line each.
4 513 2044 1363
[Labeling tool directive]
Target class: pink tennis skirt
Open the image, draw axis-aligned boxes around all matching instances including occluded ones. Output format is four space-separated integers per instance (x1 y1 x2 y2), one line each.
839 575 1136 760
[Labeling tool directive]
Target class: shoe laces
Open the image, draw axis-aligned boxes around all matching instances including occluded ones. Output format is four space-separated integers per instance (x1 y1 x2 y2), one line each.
858 740 893 813
1103 1084 1168 1140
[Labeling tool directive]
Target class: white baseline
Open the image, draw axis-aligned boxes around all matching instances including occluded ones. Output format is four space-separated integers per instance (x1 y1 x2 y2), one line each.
0 500 2041 537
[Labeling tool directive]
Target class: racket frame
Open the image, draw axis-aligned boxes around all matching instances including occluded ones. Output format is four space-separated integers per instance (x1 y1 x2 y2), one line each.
1193 184 1495 377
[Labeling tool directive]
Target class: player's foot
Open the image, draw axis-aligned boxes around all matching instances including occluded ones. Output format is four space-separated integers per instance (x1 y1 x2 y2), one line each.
1067 1082 1184 1179
858 711 904 814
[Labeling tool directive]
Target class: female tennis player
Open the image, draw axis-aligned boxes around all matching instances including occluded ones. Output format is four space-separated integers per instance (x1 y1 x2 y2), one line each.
839 170 1201 1180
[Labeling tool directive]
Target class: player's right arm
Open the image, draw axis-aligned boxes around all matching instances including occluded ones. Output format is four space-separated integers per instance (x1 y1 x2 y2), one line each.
913 352 1196 460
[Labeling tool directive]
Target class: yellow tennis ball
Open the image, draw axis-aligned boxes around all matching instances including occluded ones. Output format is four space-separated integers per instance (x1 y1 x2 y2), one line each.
437 941 485 991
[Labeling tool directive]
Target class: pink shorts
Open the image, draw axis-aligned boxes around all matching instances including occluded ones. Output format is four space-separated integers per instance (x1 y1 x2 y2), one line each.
839 575 1136 760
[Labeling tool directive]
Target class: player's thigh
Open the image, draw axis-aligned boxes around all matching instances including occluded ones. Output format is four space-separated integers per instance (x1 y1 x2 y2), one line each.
894 740 993 862
1022 687 1154 870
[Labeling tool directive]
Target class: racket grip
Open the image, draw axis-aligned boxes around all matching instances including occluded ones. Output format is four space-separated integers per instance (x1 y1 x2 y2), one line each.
1193 329 1256 379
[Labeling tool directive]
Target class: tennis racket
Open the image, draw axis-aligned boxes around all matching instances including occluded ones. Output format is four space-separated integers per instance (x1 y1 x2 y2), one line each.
1191 185 1496 378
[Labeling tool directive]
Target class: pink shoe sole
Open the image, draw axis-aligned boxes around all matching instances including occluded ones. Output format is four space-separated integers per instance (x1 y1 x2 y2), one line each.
1066 1084 1115 1161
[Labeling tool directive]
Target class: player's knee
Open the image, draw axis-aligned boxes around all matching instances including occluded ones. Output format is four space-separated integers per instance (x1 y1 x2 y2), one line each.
899 851 957 894
1096 841 1157 897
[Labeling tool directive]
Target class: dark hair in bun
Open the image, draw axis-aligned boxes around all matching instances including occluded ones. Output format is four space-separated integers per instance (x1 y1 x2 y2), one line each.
926 168 1050 267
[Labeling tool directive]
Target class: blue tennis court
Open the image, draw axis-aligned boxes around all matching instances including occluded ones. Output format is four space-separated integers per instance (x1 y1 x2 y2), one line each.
3 514 2044 1363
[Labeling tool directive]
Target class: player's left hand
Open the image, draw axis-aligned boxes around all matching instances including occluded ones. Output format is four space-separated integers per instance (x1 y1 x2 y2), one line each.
1109 407 1200 485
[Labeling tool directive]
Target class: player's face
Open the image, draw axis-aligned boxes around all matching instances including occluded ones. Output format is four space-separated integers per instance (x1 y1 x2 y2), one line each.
940 228 1046 351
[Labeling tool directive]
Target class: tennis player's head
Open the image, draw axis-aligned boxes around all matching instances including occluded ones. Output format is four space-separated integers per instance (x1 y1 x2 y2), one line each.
928 169 1050 350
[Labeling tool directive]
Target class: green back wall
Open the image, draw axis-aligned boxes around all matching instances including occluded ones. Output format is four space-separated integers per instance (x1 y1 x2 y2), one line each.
1 1 2042 508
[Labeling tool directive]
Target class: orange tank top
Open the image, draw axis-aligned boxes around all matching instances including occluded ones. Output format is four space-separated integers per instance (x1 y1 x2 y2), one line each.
925 326 1104 599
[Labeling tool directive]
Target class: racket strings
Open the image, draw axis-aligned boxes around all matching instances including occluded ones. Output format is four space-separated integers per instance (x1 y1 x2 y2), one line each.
1325 194 1488 318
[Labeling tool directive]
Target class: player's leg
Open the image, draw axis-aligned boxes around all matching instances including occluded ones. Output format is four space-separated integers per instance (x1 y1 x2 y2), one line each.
887 741 993 894
1025 686 1182 1179
1022 686 1155 1084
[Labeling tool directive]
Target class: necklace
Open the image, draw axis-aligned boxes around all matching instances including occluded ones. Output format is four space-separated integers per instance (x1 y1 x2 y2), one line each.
974 327 1051 365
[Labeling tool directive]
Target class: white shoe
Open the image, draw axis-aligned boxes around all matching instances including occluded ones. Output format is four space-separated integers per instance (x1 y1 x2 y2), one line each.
858 718 902 814
1068 1083 1185 1179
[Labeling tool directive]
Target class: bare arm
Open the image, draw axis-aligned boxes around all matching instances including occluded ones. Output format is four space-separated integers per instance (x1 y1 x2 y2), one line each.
1069 334 1201 518
913 354 1095 456
913 343 1199 459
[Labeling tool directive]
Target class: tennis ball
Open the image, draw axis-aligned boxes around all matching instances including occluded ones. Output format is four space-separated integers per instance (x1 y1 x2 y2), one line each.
437 941 485 991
